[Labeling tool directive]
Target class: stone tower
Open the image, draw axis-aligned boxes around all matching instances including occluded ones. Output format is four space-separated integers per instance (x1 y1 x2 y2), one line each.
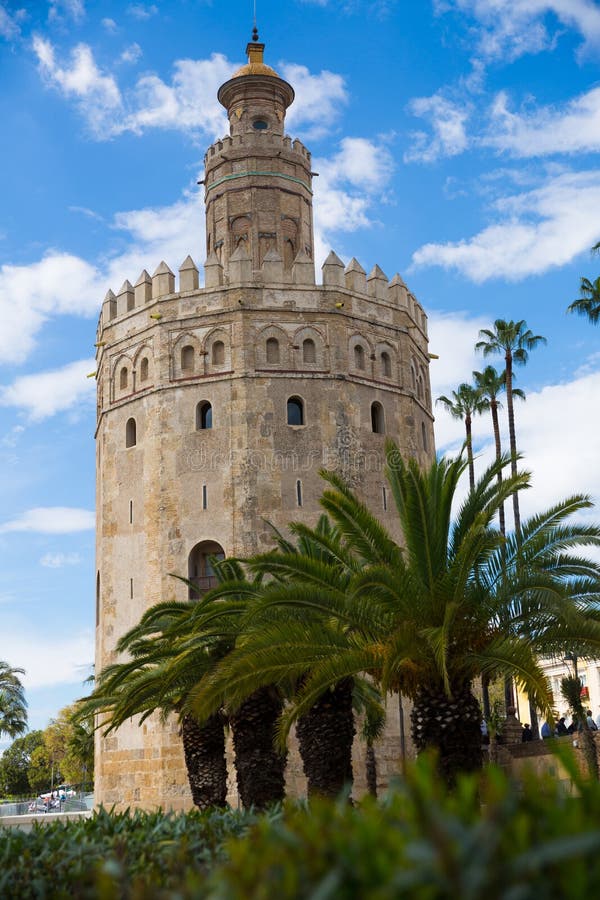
94 32 435 810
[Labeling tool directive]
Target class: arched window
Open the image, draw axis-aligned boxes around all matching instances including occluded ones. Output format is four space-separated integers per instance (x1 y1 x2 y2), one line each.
417 374 424 401
381 352 391 378
266 337 280 364
354 345 365 371
119 367 128 390
371 402 385 434
303 338 316 364
196 401 212 430
287 396 304 426
212 341 225 365
411 363 417 391
140 358 149 382
422 421 428 451
125 417 137 447
188 540 225 599
181 345 195 371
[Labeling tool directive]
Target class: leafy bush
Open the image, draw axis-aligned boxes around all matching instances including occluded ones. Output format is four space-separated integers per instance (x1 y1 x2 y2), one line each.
2 753 600 898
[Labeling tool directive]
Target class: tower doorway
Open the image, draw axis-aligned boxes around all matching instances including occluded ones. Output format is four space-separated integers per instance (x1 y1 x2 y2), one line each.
188 540 225 599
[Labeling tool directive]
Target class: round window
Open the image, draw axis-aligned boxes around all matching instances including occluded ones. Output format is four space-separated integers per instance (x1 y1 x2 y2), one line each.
253 119 268 131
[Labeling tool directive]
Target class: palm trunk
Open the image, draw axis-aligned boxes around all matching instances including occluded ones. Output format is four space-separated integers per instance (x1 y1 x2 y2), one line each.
181 713 227 810
580 720 599 781
366 740 377 798
490 399 505 536
465 414 474 491
230 686 287 810
504 350 521 539
296 678 355 798
411 682 482 785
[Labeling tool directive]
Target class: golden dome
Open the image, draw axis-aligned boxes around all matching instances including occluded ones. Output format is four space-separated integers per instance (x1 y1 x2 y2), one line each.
232 38 281 79
232 61 280 79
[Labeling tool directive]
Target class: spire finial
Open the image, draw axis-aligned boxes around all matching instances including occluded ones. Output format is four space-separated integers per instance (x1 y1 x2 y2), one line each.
252 0 258 41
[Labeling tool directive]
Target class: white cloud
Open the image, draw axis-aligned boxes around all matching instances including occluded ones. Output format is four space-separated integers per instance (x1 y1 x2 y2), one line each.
412 169 600 282
0 4 22 39
0 507 95 534
0 629 94 690
405 93 471 163
0 358 96 421
312 137 394 258
127 3 158 19
120 42 142 64
40 552 82 568
486 86 600 157
0 252 101 364
441 0 600 61
33 36 122 136
49 0 85 23
281 63 348 138
101 17 117 32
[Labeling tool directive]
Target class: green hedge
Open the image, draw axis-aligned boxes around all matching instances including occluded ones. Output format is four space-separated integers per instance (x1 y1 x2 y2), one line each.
2 753 600 899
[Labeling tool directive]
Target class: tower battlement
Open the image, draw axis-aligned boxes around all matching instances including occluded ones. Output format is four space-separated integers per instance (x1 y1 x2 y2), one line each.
204 132 311 166
97 251 428 342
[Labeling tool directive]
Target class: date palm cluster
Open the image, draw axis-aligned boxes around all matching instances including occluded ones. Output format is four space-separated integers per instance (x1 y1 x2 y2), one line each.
0 661 27 741
83 439 600 802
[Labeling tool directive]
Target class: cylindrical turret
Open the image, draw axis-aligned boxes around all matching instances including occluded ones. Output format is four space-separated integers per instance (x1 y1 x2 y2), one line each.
204 33 314 278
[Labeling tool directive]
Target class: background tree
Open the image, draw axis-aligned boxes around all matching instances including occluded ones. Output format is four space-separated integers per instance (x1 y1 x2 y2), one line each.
568 242 600 325
476 320 546 538
561 675 598 780
436 383 487 491
0 661 27 741
0 731 44 797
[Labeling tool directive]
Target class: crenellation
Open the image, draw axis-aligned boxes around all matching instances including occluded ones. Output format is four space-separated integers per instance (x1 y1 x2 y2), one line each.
345 257 367 294
367 265 388 300
134 270 152 306
179 256 199 293
292 249 315 285
388 273 409 309
321 250 345 287
104 289 117 323
117 280 135 316
152 261 175 299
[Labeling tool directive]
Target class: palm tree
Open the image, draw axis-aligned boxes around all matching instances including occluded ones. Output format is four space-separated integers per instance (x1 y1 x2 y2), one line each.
476 320 546 539
0 661 27 740
191 445 600 785
189 517 377 799
472 366 525 536
561 676 598 780
436 383 487 491
568 276 600 325
81 599 231 810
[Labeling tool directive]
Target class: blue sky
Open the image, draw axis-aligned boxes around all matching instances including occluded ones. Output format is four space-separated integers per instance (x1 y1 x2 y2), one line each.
1 0 599 741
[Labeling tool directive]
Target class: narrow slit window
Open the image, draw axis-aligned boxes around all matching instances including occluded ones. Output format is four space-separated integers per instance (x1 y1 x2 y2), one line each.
381 352 391 378
130 578 134 600
129 499 133 524
125 417 137 448
296 479 303 507
202 484 207 510
422 421 428 451
140 358 149 382
354 345 365 370
119 367 128 390
382 486 387 511
287 396 304 426
196 401 212 430
371 402 385 434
